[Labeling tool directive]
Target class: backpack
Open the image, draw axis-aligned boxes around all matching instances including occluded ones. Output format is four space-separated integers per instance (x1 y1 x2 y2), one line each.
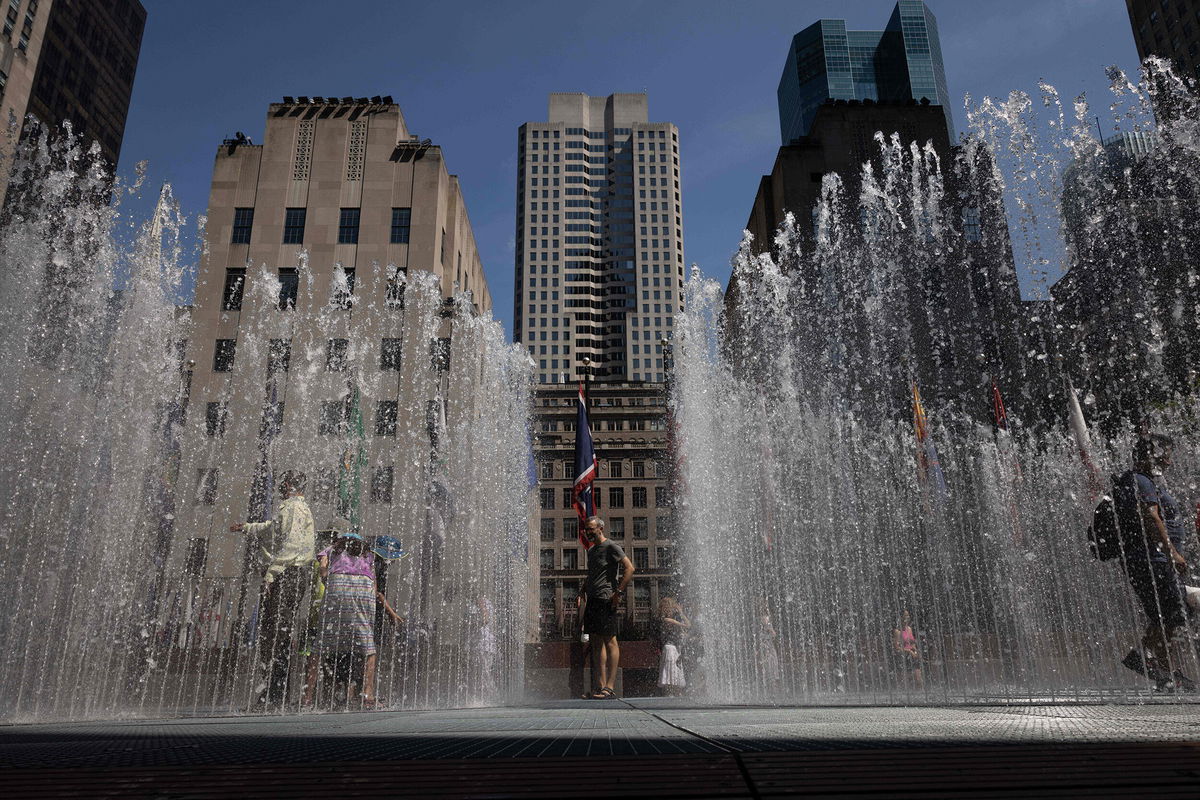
1088 492 1123 561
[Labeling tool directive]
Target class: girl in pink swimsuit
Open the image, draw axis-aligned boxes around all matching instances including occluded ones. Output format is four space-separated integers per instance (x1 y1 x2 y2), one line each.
892 609 924 689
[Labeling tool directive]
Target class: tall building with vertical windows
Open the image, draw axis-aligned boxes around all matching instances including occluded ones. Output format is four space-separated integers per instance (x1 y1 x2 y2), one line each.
1126 0 1200 80
0 0 146 207
176 97 491 584
514 92 683 386
777 0 953 144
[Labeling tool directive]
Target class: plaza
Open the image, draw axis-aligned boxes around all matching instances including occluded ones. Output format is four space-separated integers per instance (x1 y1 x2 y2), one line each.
4 698 1200 797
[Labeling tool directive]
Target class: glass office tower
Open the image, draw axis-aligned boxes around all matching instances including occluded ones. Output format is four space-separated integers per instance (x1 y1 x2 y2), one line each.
777 1 954 144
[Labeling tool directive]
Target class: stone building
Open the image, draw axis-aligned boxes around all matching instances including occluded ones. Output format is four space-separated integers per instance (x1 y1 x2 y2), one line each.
175 96 492 603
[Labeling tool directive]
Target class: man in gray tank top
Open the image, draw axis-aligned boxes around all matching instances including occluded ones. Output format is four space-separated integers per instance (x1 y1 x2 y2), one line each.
575 516 635 699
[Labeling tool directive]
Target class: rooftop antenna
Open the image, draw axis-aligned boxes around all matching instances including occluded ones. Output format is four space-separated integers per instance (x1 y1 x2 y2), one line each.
1095 115 1103 142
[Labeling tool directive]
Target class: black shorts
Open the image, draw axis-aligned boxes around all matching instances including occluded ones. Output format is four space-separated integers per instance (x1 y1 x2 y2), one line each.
582 595 619 637
1127 559 1188 630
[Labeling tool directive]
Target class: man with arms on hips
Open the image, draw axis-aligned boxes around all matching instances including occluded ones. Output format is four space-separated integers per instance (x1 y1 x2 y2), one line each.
576 516 635 699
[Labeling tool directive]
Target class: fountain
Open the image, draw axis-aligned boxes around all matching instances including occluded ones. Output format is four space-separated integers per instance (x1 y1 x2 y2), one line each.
0 128 535 722
673 60 1200 704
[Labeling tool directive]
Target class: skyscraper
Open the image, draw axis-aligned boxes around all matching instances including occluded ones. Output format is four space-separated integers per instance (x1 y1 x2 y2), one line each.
1126 0 1200 79
514 93 683 386
777 0 953 144
0 0 146 206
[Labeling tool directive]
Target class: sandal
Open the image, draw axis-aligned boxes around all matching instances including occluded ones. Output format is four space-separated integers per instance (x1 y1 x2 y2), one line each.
593 687 616 700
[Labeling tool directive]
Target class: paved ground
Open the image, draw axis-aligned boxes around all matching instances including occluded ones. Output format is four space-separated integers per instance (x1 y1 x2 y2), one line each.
4 698 1200 797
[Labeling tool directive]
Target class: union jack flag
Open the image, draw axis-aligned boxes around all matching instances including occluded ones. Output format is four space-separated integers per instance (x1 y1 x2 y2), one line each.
571 383 599 549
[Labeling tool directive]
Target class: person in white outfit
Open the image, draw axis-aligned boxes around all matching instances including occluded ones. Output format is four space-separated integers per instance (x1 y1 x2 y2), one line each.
656 597 690 695
230 470 315 706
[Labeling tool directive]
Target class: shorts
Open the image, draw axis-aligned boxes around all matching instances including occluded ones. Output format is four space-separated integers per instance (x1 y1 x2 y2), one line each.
1127 559 1188 630
582 595 619 637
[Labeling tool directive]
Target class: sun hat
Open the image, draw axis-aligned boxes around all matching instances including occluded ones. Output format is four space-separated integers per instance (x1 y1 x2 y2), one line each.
372 535 408 560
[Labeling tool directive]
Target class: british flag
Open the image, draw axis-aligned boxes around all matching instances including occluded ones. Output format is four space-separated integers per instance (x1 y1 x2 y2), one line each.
571 383 599 549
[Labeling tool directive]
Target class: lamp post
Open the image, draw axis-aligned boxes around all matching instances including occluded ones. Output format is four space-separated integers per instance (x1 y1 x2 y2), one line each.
581 355 592 409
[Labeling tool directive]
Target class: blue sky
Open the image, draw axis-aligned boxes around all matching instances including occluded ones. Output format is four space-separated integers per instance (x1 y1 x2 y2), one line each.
120 1 1141 337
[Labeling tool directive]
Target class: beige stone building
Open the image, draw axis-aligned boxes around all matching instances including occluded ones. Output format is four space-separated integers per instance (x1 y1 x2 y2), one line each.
515 92 683 386
0 0 145 207
175 96 492 606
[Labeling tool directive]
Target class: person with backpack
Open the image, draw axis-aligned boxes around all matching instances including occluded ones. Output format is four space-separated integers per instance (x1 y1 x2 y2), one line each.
1109 434 1193 690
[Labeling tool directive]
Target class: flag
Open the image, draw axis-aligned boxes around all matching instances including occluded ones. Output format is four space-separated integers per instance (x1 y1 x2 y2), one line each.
337 383 367 531
247 379 279 523
1064 376 1103 499
571 382 599 549
912 381 949 503
991 377 1008 431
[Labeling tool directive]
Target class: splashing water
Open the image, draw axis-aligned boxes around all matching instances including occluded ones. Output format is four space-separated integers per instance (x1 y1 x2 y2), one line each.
0 128 534 721
674 61 1200 704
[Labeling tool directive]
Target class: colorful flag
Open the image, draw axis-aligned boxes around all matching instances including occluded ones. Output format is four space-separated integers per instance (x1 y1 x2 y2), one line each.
570 382 599 549
991 377 1008 431
337 383 367 531
912 381 949 503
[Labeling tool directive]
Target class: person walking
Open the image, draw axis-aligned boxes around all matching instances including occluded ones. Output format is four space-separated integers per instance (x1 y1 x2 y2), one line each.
303 532 403 708
575 516 634 699
655 597 689 695
892 609 924 689
230 470 315 707
1116 434 1195 691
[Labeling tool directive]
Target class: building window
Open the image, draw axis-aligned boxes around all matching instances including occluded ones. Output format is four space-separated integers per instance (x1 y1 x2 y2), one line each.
196 468 218 505
268 338 291 374
205 402 227 437
390 207 411 243
312 467 337 504
338 207 360 244
633 517 648 539
332 268 355 309
540 461 555 480
540 488 555 509
540 549 555 570
326 339 349 371
283 207 306 244
318 399 348 436
222 267 245 311
386 270 406 307
431 337 451 372
563 518 577 541
371 466 394 503
609 517 625 539
561 488 572 508
440 228 447 265
608 460 623 478
541 518 556 541
633 580 651 612
562 549 579 570
213 339 236 372
278 267 299 309
633 547 649 571
632 461 645 478
380 338 402 371
632 487 647 507
375 400 398 436
963 206 982 242
609 487 624 508
655 487 667 507
231 208 253 244
656 546 672 571
261 401 284 437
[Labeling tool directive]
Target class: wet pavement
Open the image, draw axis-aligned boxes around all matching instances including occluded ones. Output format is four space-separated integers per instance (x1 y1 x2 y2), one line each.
4 698 1200 797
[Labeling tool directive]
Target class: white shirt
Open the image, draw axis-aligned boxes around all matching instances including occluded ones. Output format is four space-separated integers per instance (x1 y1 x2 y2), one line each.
243 495 316 584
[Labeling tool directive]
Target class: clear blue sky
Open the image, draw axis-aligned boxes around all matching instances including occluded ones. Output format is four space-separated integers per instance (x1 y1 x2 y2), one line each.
120 1 1141 337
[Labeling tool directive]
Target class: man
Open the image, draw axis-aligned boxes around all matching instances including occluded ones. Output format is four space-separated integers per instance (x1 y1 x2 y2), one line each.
1116 435 1193 691
231 470 316 705
576 516 634 699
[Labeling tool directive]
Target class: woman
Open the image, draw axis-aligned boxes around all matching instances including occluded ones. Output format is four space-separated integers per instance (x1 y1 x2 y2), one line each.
892 609 923 689
655 597 690 695
302 532 402 707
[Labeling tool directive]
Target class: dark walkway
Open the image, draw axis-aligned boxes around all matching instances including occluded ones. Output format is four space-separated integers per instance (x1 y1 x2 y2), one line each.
4 699 1200 798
